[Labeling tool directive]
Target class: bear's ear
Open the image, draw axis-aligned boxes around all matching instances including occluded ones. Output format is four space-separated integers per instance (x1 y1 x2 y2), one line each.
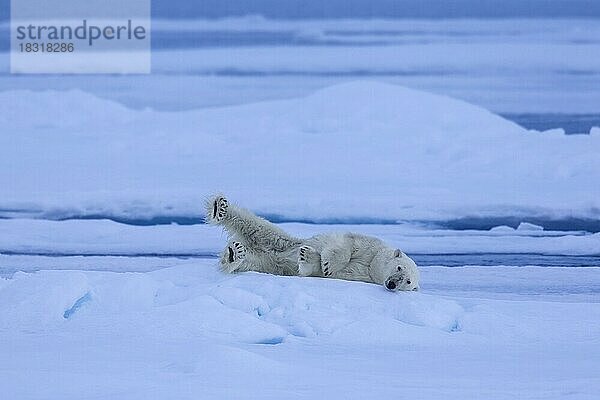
394 249 403 258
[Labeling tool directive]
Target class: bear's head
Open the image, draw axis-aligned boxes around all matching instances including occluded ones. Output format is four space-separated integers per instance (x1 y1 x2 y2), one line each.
374 248 419 292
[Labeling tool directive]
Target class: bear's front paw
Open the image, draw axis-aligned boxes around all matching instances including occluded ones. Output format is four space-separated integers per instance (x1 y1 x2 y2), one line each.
298 245 318 276
212 196 228 222
298 245 316 262
322 260 332 277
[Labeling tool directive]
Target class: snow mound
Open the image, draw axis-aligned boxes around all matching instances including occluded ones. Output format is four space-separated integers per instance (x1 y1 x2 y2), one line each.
215 272 465 340
0 271 90 329
1 81 599 224
0 263 464 342
0 89 132 131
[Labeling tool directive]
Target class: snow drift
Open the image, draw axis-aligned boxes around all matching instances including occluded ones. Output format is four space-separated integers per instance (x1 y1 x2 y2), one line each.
1 81 599 226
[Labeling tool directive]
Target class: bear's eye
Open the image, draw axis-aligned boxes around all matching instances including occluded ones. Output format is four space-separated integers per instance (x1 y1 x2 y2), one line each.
406 280 411 285
397 266 402 272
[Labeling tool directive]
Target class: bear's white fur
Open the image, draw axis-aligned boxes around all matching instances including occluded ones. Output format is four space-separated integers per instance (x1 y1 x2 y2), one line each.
205 195 420 291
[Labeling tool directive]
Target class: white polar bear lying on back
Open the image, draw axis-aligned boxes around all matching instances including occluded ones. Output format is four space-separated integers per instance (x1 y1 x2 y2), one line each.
205 195 420 292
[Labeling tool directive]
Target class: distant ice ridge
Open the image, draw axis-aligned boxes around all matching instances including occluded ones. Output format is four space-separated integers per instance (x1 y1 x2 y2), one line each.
1 219 599 258
1 81 599 227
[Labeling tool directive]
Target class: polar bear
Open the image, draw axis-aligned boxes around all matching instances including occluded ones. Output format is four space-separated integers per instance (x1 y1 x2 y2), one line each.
205 195 419 291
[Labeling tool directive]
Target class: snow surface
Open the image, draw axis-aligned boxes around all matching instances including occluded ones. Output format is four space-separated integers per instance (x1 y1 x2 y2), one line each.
1 82 599 226
1 218 598 398
2 217 598 398
1 259 599 399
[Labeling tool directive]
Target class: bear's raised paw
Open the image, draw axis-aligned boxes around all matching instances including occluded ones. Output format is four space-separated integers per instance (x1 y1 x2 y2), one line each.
211 196 228 222
226 241 246 263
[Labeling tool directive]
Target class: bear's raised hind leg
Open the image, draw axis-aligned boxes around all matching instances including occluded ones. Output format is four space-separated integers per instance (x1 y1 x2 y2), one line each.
205 194 301 253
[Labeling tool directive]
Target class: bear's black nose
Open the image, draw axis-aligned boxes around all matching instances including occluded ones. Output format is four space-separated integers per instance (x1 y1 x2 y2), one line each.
386 281 396 290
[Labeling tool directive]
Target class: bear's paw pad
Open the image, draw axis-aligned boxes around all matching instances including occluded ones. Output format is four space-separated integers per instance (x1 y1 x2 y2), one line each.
227 241 246 263
212 196 228 221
